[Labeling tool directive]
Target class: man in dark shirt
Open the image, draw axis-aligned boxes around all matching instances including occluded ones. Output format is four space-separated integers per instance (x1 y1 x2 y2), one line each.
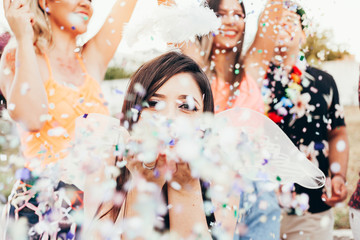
261 4 349 240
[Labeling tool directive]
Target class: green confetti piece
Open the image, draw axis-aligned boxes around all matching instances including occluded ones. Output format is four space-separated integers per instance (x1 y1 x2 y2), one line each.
276 176 282 181
222 203 227 208
300 55 305 61
258 49 263 53
115 145 119 151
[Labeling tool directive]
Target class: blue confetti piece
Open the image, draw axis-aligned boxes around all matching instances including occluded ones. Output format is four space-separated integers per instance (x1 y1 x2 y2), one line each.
169 139 175 146
67 232 74 240
153 169 160 178
314 142 324 150
115 89 123 95
83 113 88 118
15 168 31 181
134 104 142 111
262 159 269 165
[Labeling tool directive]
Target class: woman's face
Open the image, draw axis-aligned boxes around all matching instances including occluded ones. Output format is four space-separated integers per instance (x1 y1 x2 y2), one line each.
213 0 245 50
141 73 204 120
46 0 93 34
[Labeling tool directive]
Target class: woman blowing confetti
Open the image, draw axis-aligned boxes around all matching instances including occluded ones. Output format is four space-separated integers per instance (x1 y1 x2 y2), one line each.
85 51 215 239
80 51 325 239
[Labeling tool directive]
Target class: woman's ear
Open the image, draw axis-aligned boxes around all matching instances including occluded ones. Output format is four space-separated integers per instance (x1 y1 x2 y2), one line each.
38 0 50 13
300 29 307 46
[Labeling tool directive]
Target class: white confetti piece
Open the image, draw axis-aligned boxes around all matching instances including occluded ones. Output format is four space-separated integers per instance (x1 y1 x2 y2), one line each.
3 68 11 75
20 83 30 95
40 114 52 122
7 103 15 110
170 181 181 190
336 140 346 152
330 162 341 173
47 127 66 137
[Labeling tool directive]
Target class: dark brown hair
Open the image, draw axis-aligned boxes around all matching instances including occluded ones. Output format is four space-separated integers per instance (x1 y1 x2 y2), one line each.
101 51 214 221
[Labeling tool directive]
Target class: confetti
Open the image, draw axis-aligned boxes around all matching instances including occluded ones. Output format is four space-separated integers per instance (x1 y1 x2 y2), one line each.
7 103 15 111
20 83 30 95
330 162 341 173
336 140 346 152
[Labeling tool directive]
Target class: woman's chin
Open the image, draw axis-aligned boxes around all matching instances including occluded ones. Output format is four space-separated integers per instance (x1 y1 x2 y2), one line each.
214 39 239 51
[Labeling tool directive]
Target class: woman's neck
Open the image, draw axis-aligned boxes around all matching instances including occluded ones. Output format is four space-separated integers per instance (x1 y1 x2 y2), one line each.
212 48 239 83
48 22 79 56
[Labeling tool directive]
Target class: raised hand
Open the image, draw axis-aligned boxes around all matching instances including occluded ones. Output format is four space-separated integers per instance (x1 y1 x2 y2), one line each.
168 159 198 191
322 175 348 207
125 143 168 190
4 0 35 42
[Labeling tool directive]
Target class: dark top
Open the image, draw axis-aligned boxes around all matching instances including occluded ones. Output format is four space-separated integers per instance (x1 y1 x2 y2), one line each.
350 71 360 209
262 63 345 213
349 178 360 209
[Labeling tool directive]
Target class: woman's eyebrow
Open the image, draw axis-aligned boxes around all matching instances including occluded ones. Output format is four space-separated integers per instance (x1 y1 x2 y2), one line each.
151 93 165 98
218 7 243 12
179 95 201 106
234 9 244 14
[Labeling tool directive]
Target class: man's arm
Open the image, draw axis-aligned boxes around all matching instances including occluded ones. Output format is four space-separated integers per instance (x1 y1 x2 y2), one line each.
323 126 349 206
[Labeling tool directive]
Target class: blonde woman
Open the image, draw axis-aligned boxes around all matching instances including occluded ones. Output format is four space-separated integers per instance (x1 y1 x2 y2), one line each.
1 0 137 238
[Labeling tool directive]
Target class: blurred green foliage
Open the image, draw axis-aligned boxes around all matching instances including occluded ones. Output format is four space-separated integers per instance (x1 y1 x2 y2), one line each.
334 206 350 229
0 115 20 200
304 29 350 65
104 67 133 80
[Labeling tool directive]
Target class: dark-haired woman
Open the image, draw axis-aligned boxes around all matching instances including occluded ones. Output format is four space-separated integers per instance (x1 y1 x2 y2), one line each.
85 51 215 239
182 0 285 239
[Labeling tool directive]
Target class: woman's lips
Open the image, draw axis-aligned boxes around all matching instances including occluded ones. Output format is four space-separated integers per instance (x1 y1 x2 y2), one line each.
76 12 89 19
220 30 238 38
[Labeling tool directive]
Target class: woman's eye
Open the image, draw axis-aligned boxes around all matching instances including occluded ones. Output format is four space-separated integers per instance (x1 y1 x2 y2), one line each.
216 13 225 18
147 100 158 108
236 13 245 19
179 103 199 112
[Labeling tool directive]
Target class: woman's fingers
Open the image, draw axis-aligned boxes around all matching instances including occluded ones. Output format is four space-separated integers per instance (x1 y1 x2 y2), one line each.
4 0 11 11
176 162 190 172
156 153 167 168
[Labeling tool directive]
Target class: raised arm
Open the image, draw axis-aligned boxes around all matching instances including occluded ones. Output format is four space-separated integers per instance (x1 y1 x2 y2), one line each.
83 0 138 77
243 0 284 84
0 0 48 131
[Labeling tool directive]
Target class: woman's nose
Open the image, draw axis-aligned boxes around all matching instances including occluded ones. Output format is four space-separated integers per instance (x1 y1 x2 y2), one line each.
159 103 177 120
79 0 92 9
222 14 236 26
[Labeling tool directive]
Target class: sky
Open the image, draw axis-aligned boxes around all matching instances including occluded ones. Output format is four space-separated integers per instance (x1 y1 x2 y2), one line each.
0 0 359 62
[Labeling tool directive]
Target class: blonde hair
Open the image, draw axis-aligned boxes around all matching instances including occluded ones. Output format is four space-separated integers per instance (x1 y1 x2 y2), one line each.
29 0 53 53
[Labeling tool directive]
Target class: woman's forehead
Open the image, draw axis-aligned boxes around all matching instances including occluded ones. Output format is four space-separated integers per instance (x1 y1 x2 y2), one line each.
219 0 243 12
155 73 203 99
